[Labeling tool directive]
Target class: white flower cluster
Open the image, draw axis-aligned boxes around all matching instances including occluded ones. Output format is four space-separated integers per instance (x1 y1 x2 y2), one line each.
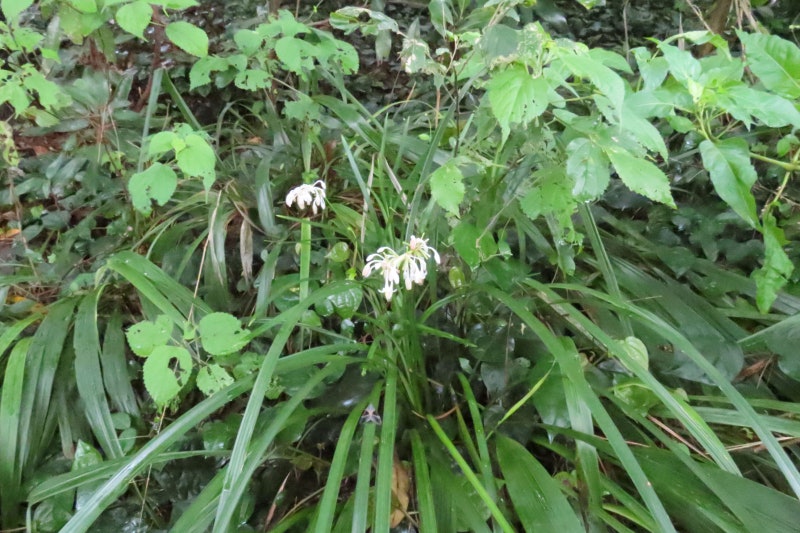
362 236 441 301
285 180 326 215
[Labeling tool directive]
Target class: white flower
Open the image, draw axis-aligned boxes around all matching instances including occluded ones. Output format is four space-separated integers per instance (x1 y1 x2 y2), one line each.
285 180 326 215
362 235 441 301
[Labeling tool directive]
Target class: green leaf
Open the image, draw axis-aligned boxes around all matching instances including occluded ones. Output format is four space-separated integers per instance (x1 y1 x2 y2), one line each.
176 133 216 188
275 36 317 74
698 138 759 227
753 213 793 313
429 159 465 216
115 0 152 39
486 64 549 140
165 21 208 58
1 0 34 23
189 55 232 90
198 312 250 356
196 364 234 396
559 51 625 112
738 31 800 99
0 337 31 526
68 0 97 13
148 130 176 157
726 85 800 129
142 345 192 407
125 315 173 357
128 163 178 215
452 221 497 269
566 137 609 201
659 44 702 86
618 336 649 371
606 147 675 207
496 435 583 533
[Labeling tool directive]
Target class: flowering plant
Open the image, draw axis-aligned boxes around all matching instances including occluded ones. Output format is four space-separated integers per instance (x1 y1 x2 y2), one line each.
362 236 440 301
285 180 327 215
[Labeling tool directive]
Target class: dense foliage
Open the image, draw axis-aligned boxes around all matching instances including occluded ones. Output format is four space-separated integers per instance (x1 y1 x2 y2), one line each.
2 0 800 531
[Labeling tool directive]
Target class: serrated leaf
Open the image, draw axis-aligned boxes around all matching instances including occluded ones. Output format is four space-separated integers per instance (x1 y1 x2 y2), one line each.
620 102 669 159
738 31 800 99
142 346 192 407
165 21 208 58
115 0 152 40
198 312 250 356
559 52 625 112
566 137 609 201
196 364 234 396
753 213 793 313
659 44 702 86
125 315 173 357
726 85 800 129
190 55 231 90
128 163 178 216
275 36 317 74
699 138 758 227
429 159 465 216
2 0 34 24
486 64 549 140
176 134 215 188
606 147 675 207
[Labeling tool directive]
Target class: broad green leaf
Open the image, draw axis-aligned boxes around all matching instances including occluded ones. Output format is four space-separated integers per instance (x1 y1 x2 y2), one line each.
559 52 625 112
128 163 178 215
189 55 231 90
429 159 465 216
486 64 549 140
480 24 519 67
125 314 172 357
0 337 31 526
275 36 317 74
147 130 175 157
659 44 702 87
196 364 234 396
632 47 669 90
330 7 399 36
165 21 208 58
176 133 216 188
738 31 800 99
619 336 649 371
727 85 800 129
142 345 192 406
68 0 96 13
234 69 272 91
452 221 497 269
520 167 577 234
605 147 675 207
566 137 610 201
496 435 583 533
753 213 793 313
698 138 758 227
620 102 669 159
115 0 152 39
198 312 250 356
22 70 67 111
1 0 34 23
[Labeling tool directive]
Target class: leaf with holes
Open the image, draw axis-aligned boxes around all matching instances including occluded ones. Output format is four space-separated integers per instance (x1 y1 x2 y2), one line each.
142 346 192 407
197 364 234 396
128 163 178 216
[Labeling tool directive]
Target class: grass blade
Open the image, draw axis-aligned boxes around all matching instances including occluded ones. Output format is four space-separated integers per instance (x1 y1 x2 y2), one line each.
0 337 32 526
495 434 584 532
74 291 123 459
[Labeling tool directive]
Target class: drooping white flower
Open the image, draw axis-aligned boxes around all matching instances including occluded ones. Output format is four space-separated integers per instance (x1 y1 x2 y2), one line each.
362 235 441 301
285 180 326 215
